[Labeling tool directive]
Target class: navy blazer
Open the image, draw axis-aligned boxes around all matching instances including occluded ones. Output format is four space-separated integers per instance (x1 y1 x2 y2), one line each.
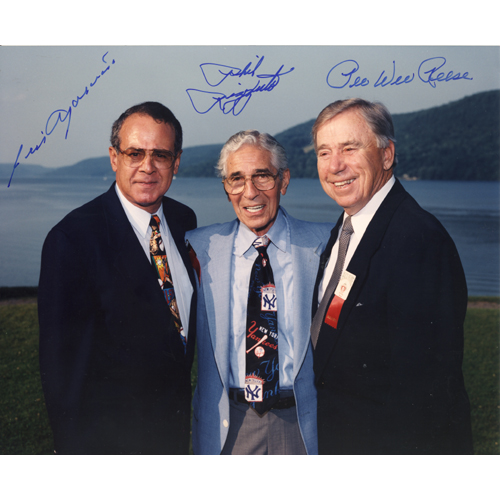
38 183 197 454
313 180 473 454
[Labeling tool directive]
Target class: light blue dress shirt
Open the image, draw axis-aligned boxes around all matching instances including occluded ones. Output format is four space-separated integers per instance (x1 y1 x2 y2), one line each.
229 208 294 390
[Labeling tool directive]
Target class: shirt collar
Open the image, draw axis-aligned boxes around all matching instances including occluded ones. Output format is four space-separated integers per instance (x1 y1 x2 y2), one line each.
235 207 289 257
115 183 163 237
345 175 395 234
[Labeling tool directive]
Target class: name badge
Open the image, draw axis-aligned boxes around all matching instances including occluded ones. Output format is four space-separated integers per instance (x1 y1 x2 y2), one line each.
325 270 356 329
334 270 356 300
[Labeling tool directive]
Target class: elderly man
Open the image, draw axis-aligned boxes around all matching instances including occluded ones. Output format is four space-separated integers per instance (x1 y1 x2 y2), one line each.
310 98 473 454
186 130 332 454
38 101 197 454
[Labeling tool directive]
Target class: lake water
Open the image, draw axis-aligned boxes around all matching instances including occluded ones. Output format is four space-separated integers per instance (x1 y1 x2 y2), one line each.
1 176 499 296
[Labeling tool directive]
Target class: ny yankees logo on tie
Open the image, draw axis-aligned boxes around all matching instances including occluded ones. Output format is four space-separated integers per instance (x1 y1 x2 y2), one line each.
245 235 279 416
149 215 186 351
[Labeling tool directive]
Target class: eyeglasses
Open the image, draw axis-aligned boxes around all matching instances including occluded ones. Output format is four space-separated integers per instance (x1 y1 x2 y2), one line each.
116 148 177 169
223 172 279 195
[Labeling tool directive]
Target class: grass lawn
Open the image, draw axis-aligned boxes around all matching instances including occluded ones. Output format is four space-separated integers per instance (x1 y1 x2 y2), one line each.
1 293 499 455
462 304 500 454
0 301 53 454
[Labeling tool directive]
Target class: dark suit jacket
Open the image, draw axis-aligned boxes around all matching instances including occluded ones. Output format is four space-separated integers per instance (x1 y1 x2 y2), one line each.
312 179 473 454
38 183 197 454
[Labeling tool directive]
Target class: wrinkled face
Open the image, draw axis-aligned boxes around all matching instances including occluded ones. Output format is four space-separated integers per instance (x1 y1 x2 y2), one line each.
315 109 394 215
225 144 290 236
109 113 180 214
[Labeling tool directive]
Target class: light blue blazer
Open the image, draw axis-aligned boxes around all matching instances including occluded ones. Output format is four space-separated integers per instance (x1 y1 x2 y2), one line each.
186 208 332 455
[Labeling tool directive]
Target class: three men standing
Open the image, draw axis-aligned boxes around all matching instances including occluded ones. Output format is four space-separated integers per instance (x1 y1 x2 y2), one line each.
39 97 472 455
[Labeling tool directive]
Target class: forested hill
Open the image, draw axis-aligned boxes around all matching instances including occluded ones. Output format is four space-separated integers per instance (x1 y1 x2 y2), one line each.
181 89 499 181
270 89 499 181
392 90 499 181
2 90 498 182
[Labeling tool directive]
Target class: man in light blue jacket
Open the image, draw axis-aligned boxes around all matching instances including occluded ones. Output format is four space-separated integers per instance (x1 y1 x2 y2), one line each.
186 130 332 454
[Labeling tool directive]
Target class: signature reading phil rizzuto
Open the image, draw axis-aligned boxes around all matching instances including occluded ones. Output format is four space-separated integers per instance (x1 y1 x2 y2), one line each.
186 55 295 116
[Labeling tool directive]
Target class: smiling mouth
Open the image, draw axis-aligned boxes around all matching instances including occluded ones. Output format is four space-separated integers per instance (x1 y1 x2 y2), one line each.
334 179 355 187
245 205 265 213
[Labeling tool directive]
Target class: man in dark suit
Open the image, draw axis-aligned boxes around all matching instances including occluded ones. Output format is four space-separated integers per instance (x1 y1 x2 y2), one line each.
310 98 473 454
38 102 197 454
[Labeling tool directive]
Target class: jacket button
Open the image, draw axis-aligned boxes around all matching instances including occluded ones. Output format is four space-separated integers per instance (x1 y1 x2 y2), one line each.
223 419 229 428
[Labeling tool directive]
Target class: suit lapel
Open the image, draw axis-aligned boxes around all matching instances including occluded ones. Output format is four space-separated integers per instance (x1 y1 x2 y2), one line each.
314 180 408 377
202 221 239 386
102 184 165 308
289 216 328 379
312 213 343 320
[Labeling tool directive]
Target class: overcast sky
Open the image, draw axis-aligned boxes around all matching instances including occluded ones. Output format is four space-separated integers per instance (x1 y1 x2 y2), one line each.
1 45 498 171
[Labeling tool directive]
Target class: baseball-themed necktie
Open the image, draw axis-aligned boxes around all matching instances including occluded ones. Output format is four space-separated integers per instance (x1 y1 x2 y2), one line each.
245 235 279 416
149 215 186 351
311 215 354 347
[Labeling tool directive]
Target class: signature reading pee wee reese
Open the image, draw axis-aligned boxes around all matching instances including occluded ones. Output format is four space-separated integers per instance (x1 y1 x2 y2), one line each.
326 56 473 89
7 51 116 188
186 55 295 116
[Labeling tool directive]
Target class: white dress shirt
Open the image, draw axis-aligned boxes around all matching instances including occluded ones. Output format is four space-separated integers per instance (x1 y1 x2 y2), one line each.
115 184 193 340
318 176 396 303
229 208 294 390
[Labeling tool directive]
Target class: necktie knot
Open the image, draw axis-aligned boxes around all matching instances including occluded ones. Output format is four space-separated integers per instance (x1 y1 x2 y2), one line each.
252 235 270 250
150 215 161 232
342 216 354 237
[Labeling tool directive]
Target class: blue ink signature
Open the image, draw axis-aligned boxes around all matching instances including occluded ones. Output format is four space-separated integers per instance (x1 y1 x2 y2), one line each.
417 57 473 88
186 55 294 116
7 51 116 187
326 57 472 90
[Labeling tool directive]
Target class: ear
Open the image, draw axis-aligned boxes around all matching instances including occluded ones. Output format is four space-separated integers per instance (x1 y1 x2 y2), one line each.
173 150 182 176
109 146 118 173
280 168 291 195
383 141 395 170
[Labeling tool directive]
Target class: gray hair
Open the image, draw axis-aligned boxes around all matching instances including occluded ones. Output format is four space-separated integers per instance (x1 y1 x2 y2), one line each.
312 98 398 168
216 130 288 179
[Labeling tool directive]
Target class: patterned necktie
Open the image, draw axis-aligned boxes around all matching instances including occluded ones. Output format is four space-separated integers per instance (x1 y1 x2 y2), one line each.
245 235 279 416
311 215 354 348
149 215 186 351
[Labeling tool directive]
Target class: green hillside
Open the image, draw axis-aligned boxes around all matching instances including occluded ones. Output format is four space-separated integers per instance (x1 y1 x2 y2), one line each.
393 90 500 180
